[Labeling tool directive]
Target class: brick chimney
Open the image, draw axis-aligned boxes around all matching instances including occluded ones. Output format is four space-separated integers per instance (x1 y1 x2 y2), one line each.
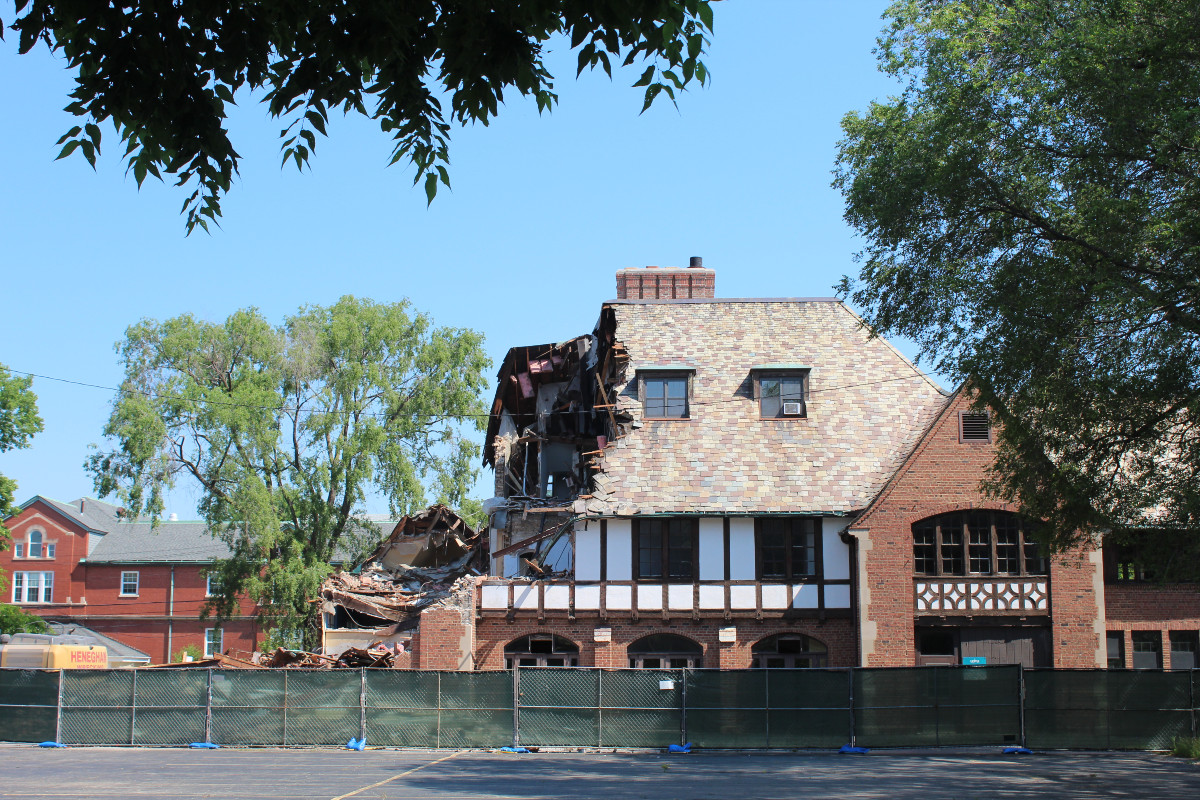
616 257 714 300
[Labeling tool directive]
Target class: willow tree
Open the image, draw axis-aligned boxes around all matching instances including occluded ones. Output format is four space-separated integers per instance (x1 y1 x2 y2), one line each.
88 297 489 642
835 0 1200 549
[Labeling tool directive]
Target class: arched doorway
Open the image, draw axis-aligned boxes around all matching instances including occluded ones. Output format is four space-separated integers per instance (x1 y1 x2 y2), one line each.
627 633 704 668
751 633 828 668
503 634 579 668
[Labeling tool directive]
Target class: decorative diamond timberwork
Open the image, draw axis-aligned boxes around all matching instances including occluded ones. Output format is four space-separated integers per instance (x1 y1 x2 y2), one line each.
914 580 1049 614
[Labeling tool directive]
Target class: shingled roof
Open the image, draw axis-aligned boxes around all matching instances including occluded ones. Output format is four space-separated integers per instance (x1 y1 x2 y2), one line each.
23 496 385 564
584 298 947 516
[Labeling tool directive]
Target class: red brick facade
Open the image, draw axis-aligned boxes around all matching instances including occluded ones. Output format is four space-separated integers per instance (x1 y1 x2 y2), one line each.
472 614 856 671
2 499 258 663
851 391 1106 668
1105 584 1200 669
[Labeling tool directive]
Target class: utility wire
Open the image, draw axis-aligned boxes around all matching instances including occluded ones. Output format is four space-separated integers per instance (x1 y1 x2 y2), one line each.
8 366 948 421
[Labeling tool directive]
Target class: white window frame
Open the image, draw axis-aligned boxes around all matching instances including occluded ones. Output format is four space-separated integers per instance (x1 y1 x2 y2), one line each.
120 571 140 597
27 529 44 558
206 575 221 597
14 543 24 559
204 628 223 658
11 571 53 604
46 543 55 559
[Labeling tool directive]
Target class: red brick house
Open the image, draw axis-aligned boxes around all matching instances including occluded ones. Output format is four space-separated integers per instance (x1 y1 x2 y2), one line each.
3 496 259 663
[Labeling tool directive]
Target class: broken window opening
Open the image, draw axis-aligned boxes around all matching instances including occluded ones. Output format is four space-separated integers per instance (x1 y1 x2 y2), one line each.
750 634 828 669
504 634 580 668
627 633 704 669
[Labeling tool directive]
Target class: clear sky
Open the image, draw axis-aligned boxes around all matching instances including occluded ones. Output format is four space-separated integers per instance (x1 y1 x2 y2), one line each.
1 1 936 520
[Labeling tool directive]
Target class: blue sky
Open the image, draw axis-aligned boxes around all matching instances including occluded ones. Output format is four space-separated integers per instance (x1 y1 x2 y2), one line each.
1 1 933 519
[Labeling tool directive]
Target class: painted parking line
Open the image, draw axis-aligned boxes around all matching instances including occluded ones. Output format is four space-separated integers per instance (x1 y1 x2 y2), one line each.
329 750 464 800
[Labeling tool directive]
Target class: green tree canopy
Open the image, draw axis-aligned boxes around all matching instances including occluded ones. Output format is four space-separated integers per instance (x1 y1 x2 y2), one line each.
6 0 713 233
0 364 44 539
0 603 50 635
87 297 489 642
835 0 1200 549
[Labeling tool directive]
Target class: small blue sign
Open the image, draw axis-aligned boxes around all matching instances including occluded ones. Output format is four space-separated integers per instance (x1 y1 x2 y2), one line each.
962 656 987 666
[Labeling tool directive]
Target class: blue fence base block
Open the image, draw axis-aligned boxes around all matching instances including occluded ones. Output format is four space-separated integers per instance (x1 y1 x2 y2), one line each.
188 742 219 749
1003 747 1034 755
839 744 869 754
346 738 365 751
37 741 66 748
668 743 692 753
499 746 530 753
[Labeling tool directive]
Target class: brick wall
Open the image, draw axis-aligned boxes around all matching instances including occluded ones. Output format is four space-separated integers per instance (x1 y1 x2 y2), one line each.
473 616 856 670
412 600 477 670
852 391 1104 668
1105 584 1200 669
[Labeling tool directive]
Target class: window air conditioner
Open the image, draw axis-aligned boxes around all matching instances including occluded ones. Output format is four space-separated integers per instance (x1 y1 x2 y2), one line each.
782 402 804 416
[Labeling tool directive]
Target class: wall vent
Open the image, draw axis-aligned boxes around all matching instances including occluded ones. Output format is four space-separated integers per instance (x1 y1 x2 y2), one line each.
959 412 991 442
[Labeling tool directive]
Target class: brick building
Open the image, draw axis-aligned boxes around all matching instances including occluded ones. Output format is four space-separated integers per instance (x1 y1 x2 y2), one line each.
3 496 259 663
460 262 1200 672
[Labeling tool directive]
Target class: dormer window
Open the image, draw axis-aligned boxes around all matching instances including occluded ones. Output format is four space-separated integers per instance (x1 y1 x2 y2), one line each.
752 365 809 419
638 367 694 420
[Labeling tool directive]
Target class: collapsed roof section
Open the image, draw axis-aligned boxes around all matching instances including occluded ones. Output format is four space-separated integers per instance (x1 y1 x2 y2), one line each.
320 505 483 641
483 308 630 506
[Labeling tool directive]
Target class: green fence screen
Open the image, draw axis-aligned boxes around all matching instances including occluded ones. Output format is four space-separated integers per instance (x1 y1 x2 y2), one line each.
1 666 1196 749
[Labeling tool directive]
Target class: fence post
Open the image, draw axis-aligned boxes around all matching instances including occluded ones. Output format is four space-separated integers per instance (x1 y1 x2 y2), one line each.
596 668 603 748
282 670 289 747
55 669 64 745
847 668 856 748
436 671 442 750
511 666 520 748
1018 664 1027 748
130 668 138 745
763 668 771 748
205 669 213 744
1191 668 1197 739
680 668 688 746
512 666 520 748
359 668 367 743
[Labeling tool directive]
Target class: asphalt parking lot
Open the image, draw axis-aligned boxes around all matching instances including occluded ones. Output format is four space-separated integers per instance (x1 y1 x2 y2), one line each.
1 745 1199 799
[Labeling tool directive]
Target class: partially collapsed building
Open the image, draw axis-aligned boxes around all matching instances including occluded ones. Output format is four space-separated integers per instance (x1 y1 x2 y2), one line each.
319 505 483 669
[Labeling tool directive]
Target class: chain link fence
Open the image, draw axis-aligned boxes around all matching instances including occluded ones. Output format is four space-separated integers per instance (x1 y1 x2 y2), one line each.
1 666 1196 749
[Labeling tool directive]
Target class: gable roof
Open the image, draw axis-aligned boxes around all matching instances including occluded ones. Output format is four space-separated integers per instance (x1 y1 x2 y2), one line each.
585 299 948 515
16 496 383 564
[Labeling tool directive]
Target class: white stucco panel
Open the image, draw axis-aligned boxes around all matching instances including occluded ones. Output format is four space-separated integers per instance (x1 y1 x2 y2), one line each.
637 584 663 610
792 584 819 608
575 585 601 610
606 584 632 610
825 584 851 608
667 584 693 610
698 518 724 580
606 519 632 581
822 518 851 581
761 584 790 609
698 585 725 609
730 585 756 609
481 585 509 609
513 584 538 610
575 528 601 581
544 585 570 609
728 518 756 580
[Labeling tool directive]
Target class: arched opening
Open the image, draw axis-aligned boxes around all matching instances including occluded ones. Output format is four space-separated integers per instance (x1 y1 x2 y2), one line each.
751 633 827 668
627 633 703 669
504 634 579 668
27 529 43 558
